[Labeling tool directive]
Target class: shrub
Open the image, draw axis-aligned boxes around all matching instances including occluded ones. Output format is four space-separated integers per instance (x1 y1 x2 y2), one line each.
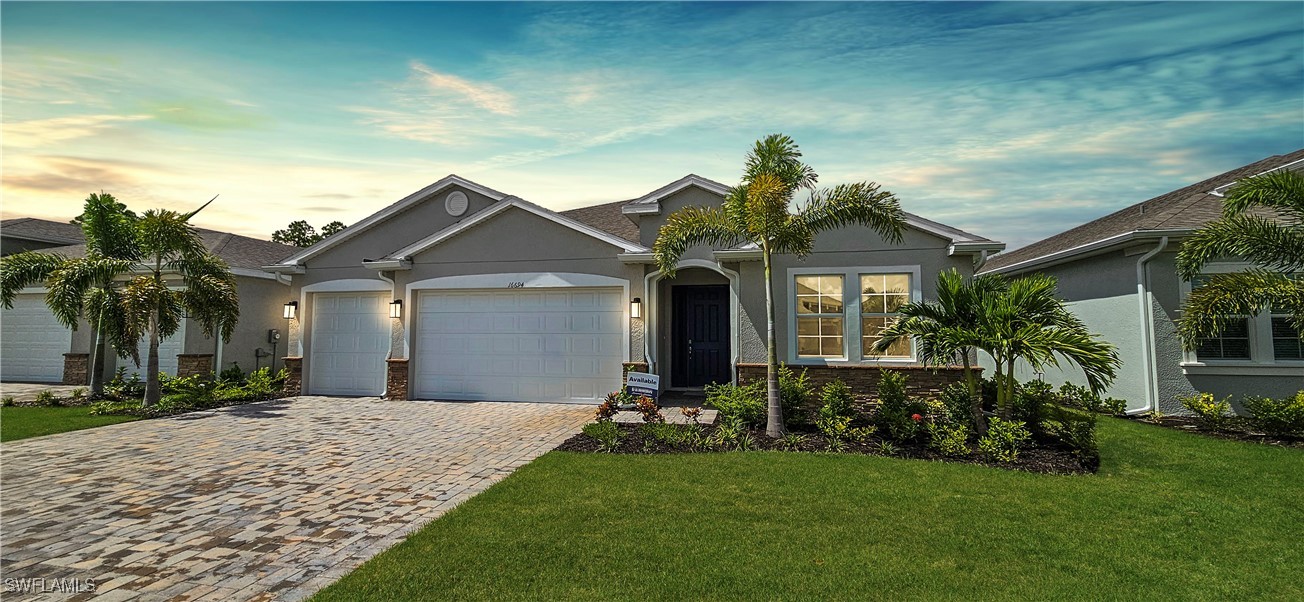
979 417 1031 462
875 441 898 456
705 381 765 426
595 393 621 422
89 399 140 416
1043 405 1098 456
816 414 852 443
582 421 623 452
34 390 61 407
219 363 245 383
1179 393 1232 430
781 433 807 451
1243 392 1304 437
937 383 974 429
69 387 87 401
679 406 703 424
1014 380 1055 430
635 396 664 423
1099 397 1128 416
1 396 14 407
712 416 753 451
641 422 690 447
778 365 813 426
927 422 970 456
875 371 927 442
163 375 219 406
818 380 855 423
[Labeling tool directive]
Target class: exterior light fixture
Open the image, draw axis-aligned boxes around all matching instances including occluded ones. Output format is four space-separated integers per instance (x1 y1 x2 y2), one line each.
283 301 298 320
390 299 403 319
630 297 642 319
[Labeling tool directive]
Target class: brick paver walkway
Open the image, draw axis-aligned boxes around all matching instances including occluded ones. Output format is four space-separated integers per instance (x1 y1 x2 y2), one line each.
0 397 590 601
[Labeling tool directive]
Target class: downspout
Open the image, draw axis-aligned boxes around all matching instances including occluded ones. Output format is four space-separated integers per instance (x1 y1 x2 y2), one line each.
1133 236 1168 414
643 269 658 374
973 249 990 273
375 269 396 399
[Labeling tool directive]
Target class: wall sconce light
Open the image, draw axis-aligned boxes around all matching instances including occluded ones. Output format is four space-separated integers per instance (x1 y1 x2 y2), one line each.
630 297 642 319
390 299 403 319
283 301 298 320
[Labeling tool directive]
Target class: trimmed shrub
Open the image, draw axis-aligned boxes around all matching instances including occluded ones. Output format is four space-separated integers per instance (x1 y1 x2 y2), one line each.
1043 405 1098 456
817 380 855 423
582 421 623 452
876 371 927 442
1243 392 1304 437
927 422 970 456
778 365 813 426
1179 393 1232 430
979 417 1031 462
937 383 974 429
1014 380 1055 430
705 381 765 427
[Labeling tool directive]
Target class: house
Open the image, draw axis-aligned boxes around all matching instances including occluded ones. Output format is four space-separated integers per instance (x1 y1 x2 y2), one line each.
980 149 1304 414
264 174 1005 402
0 223 298 384
1 218 86 256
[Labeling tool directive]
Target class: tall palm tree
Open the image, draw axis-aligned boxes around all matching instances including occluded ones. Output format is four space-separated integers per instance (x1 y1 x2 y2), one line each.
122 207 239 406
1176 169 1304 348
654 134 907 437
1 193 140 397
977 274 1121 419
875 268 1006 432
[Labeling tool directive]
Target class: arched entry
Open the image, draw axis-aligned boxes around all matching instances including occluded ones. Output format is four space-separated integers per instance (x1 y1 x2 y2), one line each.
643 259 740 389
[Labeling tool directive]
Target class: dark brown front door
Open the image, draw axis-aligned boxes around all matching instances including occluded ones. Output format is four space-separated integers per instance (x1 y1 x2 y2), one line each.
671 285 731 387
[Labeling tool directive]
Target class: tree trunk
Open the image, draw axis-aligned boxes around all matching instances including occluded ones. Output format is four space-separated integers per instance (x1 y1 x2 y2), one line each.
762 245 785 438
87 326 104 397
142 311 162 407
963 349 986 434
1000 358 1017 420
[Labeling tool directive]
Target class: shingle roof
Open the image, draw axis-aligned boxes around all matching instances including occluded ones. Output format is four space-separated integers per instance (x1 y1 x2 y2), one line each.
982 148 1304 273
559 200 641 244
46 228 299 271
0 218 85 245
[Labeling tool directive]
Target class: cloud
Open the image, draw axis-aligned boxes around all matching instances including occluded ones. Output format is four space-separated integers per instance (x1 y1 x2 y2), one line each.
408 60 516 115
2 114 152 148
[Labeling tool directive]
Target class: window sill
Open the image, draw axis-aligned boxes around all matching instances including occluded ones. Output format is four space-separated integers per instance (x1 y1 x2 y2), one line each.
1180 362 1304 377
790 358 918 367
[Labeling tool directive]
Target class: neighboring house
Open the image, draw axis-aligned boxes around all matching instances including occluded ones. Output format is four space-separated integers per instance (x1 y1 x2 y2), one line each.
1 217 86 255
0 225 299 384
264 174 1004 403
981 149 1304 414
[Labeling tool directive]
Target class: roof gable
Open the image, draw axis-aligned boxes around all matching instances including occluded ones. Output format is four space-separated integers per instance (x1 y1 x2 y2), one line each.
621 174 731 215
272 175 508 267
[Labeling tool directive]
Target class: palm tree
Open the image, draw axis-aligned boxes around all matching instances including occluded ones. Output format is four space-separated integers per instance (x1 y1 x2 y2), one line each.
654 134 907 437
875 268 1006 432
122 207 239 406
1176 169 1304 348
1 193 140 397
977 274 1121 419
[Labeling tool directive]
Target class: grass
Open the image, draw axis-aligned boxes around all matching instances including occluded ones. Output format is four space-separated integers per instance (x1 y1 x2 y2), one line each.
314 418 1303 601
0 405 140 442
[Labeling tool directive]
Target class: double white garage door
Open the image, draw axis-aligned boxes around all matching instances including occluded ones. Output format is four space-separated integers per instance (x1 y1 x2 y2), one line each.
309 288 624 402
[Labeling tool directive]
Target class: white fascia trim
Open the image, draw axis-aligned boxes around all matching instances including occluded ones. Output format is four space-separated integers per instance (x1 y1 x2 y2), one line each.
274 175 509 266
948 242 1007 256
984 229 1192 276
1209 157 1304 196
714 249 763 261
230 267 278 281
362 259 412 271
389 198 648 259
902 212 992 245
1180 362 1304 377
262 264 306 274
620 174 731 214
619 253 656 264
621 204 661 216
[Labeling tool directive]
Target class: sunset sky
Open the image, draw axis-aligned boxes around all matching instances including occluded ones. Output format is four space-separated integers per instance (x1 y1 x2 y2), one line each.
3 1 1301 249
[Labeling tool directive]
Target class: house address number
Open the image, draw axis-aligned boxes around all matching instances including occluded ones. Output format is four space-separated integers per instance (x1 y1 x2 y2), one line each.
506 281 525 288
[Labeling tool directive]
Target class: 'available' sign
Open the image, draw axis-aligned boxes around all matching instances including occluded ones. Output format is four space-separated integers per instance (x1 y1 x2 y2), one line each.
625 372 660 399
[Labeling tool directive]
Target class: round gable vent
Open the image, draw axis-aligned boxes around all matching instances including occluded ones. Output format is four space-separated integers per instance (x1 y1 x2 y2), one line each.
445 191 469 217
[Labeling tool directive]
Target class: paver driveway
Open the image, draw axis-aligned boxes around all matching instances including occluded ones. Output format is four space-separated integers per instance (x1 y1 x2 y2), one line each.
1 397 591 601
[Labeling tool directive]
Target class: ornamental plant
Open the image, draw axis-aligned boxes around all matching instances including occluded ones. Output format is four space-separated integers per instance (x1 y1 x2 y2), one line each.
1243 391 1304 437
978 417 1031 462
1179 392 1232 431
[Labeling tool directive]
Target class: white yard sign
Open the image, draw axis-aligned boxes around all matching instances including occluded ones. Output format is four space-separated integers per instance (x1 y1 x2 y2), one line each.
625 372 660 399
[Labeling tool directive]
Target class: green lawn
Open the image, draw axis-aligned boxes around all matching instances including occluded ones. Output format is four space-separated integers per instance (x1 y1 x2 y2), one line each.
315 418 1303 601
0 405 140 442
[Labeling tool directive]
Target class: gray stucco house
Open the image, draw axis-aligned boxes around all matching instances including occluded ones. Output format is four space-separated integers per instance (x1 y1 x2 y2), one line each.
981 149 1304 414
264 174 1004 402
0 219 298 384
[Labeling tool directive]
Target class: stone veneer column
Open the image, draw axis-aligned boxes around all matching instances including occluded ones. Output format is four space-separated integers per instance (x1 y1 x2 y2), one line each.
384 358 409 400
176 354 215 378
282 357 303 396
62 353 90 385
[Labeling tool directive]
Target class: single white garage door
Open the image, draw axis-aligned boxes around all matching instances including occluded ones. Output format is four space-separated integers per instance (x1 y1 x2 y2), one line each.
414 288 624 403
309 292 388 396
0 294 71 383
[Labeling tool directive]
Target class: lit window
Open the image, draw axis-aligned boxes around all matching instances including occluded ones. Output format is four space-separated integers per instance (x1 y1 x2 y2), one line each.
861 273 911 358
795 275 844 358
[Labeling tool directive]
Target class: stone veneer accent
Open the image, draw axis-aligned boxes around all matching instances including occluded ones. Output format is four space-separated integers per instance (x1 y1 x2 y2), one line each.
176 354 214 379
282 357 303 396
62 353 89 385
385 358 409 400
735 363 978 399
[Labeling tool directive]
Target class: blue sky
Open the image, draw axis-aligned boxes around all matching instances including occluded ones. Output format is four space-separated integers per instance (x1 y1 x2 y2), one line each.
2 2 1301 249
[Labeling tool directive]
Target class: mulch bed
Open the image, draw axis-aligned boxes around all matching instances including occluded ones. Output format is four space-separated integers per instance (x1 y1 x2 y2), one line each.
556 422 1097 475
1127 415 1303 448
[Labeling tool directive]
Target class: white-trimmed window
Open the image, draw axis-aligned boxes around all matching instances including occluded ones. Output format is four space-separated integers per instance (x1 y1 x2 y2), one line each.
790 266 920 364
1183 269 1303 368
795 274 845 358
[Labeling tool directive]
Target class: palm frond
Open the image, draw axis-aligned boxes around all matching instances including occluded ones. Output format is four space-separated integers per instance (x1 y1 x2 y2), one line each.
796 182 906 245
1 252 65 308
743 134 817 191
1178 270 1303 348
137 209 207 263
652 206 744 277
1176 214 1304 279
44 257 136 327
1221 169 1304 221
78 192 141 261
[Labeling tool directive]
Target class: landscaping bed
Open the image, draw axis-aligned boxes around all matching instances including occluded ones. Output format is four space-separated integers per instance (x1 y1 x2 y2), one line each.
556 422 1095 474
1127 414 1303 448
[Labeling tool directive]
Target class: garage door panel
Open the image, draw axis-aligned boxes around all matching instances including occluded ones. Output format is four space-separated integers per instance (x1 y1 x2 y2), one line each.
309 292 388 396
1 295 71 383
414 287 624 403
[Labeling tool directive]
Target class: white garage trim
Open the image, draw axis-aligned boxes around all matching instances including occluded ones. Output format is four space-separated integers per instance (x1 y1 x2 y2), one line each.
307 291 389 396
299 280 394 394
643 259 740 381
